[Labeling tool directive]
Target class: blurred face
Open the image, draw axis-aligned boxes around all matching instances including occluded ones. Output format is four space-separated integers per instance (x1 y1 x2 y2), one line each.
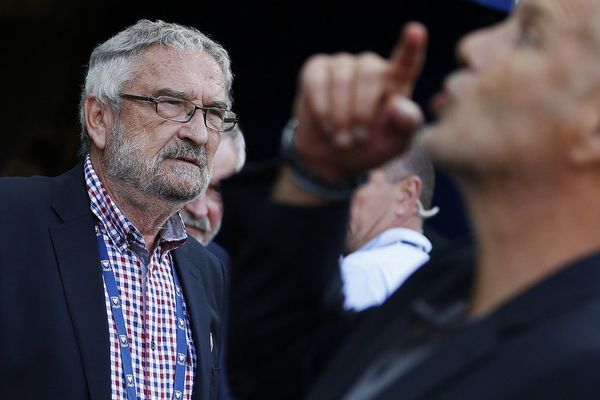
102 45 228 203
181 137 238 244
346 169 398 253
421 0 600 181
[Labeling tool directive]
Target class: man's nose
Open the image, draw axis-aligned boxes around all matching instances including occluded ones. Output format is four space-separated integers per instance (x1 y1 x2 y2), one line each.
178 110 210 145
185 196 209 218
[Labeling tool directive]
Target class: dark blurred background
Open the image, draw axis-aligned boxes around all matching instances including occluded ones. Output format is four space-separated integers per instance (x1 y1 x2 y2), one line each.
0 0 506 240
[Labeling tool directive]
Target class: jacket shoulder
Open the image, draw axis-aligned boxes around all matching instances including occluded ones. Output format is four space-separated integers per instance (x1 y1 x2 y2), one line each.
0 175 55 209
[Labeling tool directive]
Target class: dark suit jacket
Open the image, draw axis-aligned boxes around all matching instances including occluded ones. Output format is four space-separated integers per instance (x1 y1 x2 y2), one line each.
222 166 600 400
207 241 231 270
0 163 227 400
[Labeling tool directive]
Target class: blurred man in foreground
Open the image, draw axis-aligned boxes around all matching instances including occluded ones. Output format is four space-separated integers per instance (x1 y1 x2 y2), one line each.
224 0 600 398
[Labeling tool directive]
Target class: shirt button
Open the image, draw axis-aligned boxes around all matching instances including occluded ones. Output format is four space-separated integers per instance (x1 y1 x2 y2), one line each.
151 340 156 350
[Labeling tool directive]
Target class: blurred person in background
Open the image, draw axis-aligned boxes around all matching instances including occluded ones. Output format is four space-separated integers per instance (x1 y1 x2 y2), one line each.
342 143 439 310
181 125 246 265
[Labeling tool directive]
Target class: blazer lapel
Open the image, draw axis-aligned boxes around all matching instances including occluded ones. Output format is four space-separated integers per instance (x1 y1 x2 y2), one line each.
49 163 111 400
309 310 499 400
173 247 214 400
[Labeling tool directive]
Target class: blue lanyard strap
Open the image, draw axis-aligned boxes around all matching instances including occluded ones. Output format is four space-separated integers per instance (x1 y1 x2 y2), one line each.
95 225 188 400
399 239 429 253
372 239 429 253
172 263 188 400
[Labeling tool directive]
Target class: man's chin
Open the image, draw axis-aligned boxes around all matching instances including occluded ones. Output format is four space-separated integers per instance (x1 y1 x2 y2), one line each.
154 182 206 203
154 167 208 202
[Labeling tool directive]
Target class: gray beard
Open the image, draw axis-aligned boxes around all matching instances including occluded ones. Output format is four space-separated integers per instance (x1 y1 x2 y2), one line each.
102 123 209 202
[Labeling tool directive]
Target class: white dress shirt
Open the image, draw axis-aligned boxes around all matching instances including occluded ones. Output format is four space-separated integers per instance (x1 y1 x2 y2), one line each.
341 227 432 311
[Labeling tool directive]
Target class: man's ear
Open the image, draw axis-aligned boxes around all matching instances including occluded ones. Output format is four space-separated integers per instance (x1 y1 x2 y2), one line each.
83 96 116 151
394 175 422 217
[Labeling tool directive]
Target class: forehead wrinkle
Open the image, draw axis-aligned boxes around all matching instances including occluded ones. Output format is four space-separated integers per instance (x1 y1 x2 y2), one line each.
178 54 228 107
133 47 228 107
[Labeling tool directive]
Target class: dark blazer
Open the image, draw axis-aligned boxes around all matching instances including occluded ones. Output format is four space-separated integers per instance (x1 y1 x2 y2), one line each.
206 241 231 270
0 163 227 400
222 167 600 400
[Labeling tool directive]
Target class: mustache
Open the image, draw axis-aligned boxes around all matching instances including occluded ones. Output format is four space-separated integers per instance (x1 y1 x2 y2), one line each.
160 141 207 167
180 209 212 232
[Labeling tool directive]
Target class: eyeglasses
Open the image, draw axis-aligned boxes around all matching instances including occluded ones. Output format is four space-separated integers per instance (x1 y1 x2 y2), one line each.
120 93 238 133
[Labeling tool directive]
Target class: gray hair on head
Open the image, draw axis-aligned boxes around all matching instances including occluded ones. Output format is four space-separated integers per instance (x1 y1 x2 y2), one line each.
382 141 439 219
224 125 246 172
78 19 233 155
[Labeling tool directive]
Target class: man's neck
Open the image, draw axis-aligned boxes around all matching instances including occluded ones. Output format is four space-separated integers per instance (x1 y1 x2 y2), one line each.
91 155 183 254
462 176 600 318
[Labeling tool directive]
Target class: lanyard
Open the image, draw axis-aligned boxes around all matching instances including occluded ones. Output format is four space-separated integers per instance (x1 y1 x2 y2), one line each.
367 239 429 254
95 225 188 400
398 239 429 253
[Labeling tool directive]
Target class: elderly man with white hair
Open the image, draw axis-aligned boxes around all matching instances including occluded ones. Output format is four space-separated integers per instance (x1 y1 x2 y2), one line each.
0 19 236 399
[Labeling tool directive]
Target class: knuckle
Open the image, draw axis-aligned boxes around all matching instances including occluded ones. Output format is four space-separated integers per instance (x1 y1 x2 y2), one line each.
301 66 328 94
302 54 330 75
357 55 386 78
330 59 356 88
358 51 383 62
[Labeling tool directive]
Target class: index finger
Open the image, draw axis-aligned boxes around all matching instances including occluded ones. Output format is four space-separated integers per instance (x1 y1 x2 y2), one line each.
388 21 428 97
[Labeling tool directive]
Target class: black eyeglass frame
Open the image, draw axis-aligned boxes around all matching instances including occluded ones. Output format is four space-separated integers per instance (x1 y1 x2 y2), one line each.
119 93 238 133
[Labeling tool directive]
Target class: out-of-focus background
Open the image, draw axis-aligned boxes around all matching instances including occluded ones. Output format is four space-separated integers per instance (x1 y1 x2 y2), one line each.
0 0 508 240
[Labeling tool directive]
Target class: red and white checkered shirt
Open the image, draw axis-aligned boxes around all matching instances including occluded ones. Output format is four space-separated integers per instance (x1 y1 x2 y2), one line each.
84 157 197 399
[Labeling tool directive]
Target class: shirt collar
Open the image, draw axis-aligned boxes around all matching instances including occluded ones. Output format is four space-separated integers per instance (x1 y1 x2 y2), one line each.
359 227 433 254
84 155 187 253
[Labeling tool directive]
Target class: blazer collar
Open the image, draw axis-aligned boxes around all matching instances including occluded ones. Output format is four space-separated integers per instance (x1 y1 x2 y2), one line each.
51 161 95 222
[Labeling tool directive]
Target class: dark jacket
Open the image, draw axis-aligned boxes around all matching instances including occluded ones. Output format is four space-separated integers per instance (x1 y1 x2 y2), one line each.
0 163 227 400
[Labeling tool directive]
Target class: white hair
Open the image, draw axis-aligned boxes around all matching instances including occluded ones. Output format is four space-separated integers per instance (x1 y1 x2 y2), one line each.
78 19 233 155
224 125 246 172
